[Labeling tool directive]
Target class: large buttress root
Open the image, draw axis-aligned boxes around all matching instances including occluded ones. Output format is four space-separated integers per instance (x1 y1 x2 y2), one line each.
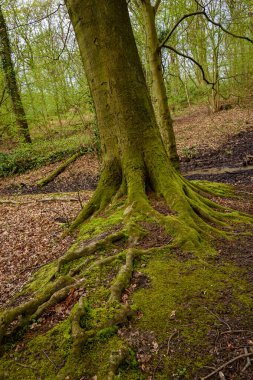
68 159 122 232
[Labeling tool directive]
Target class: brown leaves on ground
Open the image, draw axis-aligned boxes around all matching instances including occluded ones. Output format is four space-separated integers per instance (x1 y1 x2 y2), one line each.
0 152 100 195
174 105 253 155
0 192 92 308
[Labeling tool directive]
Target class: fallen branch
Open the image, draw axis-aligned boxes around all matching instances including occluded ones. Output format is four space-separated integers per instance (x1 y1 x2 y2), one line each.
0 197 85 205
201 353 253 380
37 151 83 188
241 347 252 372
41 349 59 371
166 330 179 354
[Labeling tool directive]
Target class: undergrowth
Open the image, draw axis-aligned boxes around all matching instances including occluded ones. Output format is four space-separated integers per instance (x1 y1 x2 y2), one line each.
0 133 93 177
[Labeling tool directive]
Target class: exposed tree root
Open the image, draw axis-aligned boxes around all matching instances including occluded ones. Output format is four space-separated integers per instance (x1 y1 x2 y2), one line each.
57 229 126 271
107 347 129 380
0 172 252 378
0 276 74 344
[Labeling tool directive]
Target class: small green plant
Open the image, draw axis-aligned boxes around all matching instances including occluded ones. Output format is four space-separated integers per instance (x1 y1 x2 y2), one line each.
181 145 198 160
174 367 187 377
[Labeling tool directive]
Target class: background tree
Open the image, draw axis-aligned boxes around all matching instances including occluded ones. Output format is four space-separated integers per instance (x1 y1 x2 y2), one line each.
0 4 31 143
130 0 179 167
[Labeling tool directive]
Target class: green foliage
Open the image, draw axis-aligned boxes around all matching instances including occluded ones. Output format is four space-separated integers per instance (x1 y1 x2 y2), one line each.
0 132 93 177
181 145 198 159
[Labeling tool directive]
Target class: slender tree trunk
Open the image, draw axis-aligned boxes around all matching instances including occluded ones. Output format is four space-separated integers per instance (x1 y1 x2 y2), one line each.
0 5 31 143
141 0 179 168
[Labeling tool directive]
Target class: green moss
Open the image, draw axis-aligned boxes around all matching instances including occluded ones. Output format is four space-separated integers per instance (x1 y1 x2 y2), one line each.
0 319 72 380
1 181 252 380
78 205 124 241
190 180 235 198
96 326 118 341
20 262 57 294
132 251 253 378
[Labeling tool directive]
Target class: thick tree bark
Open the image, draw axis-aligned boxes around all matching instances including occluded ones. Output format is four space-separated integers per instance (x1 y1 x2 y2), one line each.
141 0 179 168
65 0 180 215
0 5 31 143
63 0 243 247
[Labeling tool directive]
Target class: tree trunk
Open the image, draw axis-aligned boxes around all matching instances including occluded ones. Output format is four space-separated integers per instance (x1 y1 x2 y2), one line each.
141 0 179 168
0 5 31 143
65 0 184 229
64 0 232 238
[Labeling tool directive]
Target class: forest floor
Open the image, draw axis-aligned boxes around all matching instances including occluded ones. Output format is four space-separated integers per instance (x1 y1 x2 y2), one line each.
0 104 253 379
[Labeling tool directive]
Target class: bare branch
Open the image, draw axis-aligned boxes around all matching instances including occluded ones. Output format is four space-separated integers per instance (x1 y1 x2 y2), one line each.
195 0 253 44
8 3 64 31
159 1 253 53
154 0 162 13
163 44 214 87
159 11 204 47
52 21 71 61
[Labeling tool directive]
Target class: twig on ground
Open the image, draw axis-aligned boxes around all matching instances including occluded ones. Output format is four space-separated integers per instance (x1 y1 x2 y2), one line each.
203 366 216 370
152 355 163 380
77 191 84 210
41 350 59 371
200 352 253 380
12 360 39 375
166 330 178 355
152 329 179 379
219 371 226 380
241 347 252 372
220 329 253 335
204 307 231 331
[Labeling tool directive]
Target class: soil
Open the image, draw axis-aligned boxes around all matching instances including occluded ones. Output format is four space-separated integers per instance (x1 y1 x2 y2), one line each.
181 128 253 186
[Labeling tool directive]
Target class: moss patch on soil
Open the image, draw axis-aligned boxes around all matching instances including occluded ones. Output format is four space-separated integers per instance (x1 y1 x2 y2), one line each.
0 188 252 380
131 250 253 379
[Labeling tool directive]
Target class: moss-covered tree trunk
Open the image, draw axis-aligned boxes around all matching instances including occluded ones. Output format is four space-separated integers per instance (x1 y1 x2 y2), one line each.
64 0 241 242
65 0 186 232
141 0 179 168
0 5 31 143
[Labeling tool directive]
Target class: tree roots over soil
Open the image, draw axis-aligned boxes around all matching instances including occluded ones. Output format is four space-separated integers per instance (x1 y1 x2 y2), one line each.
0 175 252 379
